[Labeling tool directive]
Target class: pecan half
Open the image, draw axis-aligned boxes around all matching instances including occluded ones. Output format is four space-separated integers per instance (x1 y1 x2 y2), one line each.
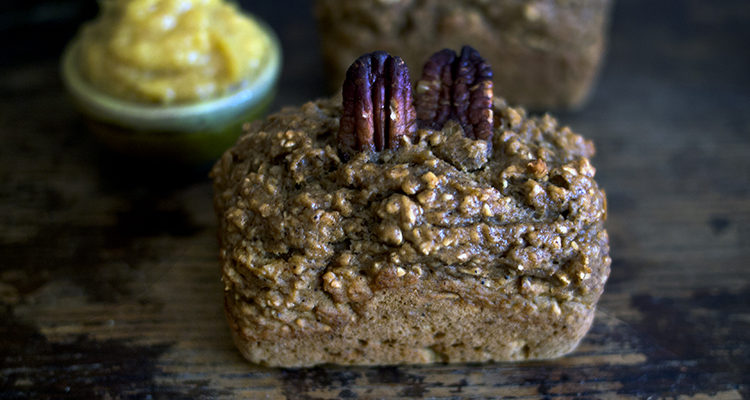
338 51 417 154
415 46 494 142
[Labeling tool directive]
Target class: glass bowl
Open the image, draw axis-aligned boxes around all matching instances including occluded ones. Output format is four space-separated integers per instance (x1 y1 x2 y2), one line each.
60 15 281 165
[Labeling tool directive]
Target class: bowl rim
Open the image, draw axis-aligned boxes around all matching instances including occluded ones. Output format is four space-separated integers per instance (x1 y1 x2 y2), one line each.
61 13 281 133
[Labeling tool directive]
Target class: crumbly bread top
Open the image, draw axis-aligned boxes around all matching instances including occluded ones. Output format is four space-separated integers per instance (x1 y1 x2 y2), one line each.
211 96 609 338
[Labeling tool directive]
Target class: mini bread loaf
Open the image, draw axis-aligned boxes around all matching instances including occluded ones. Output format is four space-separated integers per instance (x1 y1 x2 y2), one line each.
211 49 610 367
315 0 613 110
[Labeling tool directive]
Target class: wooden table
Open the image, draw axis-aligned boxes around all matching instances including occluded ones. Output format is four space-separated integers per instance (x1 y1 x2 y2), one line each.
2 0 748 398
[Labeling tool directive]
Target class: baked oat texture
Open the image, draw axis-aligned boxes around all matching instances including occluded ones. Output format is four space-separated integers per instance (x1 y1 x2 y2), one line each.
211 97 610 367
315 0 612 110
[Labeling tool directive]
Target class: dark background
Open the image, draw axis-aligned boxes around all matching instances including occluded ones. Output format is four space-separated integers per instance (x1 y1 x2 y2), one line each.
1 0 749 398
0 0 750 101
3 1 749 107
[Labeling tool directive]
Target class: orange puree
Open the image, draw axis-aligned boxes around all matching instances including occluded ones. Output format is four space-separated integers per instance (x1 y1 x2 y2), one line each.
78 0 272 104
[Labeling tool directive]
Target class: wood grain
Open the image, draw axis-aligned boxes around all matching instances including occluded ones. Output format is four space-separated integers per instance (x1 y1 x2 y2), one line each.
1 0 749 398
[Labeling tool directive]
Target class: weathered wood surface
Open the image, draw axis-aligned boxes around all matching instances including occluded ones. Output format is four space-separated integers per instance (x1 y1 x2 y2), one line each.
1 0 749 398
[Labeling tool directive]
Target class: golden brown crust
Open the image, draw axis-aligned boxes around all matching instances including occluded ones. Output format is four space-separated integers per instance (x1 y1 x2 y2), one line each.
227 286 596 367
211 96 610 366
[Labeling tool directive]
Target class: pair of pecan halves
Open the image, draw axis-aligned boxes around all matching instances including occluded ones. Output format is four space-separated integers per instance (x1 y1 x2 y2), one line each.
339 51 417 154
415 46 494 142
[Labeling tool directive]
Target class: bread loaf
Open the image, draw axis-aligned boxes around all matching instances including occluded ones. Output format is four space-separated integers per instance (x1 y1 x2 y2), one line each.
315 0 613 110
211 93 610 366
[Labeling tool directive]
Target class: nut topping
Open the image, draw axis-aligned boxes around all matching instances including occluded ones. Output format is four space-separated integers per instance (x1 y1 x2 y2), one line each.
339 51 417 154
415 46 494 142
